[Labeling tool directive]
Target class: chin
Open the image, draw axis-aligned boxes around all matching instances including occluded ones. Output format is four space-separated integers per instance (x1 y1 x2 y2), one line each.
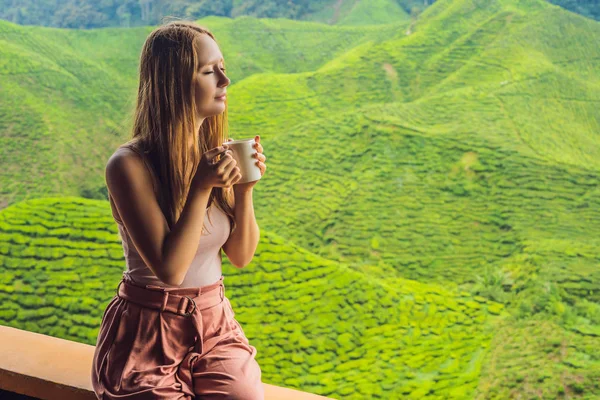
198 110 225 120
212 105 227 114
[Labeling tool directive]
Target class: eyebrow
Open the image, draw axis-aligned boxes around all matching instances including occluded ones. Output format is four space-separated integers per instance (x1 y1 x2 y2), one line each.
201 57 224 67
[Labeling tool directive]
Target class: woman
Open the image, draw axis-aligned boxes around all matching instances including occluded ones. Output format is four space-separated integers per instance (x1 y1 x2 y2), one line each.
91 20 267 399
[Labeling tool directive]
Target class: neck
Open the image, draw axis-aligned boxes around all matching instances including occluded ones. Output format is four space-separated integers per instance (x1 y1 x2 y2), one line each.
194 114 205 134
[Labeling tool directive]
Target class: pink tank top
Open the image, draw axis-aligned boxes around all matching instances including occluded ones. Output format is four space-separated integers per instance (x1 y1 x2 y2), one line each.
109 195 231 289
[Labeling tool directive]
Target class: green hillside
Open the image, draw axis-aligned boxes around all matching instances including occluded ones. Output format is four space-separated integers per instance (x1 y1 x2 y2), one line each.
0 0 415 29
3 0 598 31
335 0 409 25
0 197 506 398
1 0 600 398
0 16 403 206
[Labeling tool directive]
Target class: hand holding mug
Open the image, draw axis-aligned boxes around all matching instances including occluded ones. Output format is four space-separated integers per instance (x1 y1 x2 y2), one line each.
192 144 242 191
225 135 267 192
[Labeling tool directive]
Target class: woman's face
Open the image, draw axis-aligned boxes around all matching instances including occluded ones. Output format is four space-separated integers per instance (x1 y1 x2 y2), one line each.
193 34 230 121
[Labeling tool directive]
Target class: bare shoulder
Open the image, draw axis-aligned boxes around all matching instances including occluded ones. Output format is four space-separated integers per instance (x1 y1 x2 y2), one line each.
111 145 140 162
107 146 156 192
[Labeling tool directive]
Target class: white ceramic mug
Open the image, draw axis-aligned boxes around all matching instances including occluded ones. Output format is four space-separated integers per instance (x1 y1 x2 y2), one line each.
225 138 262 184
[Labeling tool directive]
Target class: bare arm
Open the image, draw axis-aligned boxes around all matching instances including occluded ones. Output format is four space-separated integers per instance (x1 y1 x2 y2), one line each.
106 150 214 286
221 187 260 268
161 185 212 284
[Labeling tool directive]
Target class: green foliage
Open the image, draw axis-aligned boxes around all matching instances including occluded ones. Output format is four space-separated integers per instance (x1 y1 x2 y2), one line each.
0 197 504 399
336 0 409 26
1 0 597 32
471 267 515 303
1 0 600 398
0 0 409 29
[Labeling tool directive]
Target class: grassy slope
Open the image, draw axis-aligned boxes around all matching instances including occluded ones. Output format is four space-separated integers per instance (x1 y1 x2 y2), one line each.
0 197 504 399
202 1 600 397
304 0 410 25
228 0 599 286
336 0 410 26
0 16 401 206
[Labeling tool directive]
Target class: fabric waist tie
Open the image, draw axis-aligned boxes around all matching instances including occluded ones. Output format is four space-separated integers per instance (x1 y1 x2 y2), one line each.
116 275 226 357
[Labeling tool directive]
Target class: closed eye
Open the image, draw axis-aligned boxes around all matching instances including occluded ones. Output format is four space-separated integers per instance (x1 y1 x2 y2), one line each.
204 68 226 75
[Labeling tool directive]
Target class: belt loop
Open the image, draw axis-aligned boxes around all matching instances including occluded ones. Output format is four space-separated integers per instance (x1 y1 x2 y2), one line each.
160 292 169 312
177 297 187 314
220 284 224 301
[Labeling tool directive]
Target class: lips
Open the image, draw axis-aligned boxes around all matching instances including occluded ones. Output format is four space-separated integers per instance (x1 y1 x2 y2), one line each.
215 93 226 99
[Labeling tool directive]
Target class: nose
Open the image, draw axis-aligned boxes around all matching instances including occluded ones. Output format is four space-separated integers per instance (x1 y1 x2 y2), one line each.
219 75 230 88
217 69 230 87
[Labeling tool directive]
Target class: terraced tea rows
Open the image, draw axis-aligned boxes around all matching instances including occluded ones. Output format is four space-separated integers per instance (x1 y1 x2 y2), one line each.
0 197 505 398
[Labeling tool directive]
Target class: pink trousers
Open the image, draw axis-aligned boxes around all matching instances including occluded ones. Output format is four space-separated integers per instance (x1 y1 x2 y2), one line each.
91 275 264 399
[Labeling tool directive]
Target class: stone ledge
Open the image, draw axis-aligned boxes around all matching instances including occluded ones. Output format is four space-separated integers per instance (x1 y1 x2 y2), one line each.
0 325 334 400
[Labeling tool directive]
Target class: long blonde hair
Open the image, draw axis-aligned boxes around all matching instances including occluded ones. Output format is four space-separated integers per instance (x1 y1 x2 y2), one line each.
120 20 236 235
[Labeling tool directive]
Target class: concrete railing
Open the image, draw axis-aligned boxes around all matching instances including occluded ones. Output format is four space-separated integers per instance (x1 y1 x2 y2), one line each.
0 325 334 400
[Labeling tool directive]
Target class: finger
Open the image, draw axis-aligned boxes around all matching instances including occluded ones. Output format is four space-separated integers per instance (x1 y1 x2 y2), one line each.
224 164 241 183
232 171 242 184
215 152 234 170
208 145 230 160
224 157 239 173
